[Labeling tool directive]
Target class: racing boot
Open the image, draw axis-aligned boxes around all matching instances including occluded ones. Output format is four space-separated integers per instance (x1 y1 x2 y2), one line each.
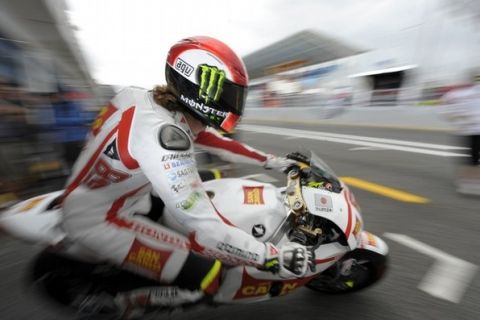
114 286 204 319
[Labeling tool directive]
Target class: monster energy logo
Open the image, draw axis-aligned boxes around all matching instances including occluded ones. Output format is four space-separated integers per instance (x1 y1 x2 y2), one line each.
198 64 225 104
180 95 227 117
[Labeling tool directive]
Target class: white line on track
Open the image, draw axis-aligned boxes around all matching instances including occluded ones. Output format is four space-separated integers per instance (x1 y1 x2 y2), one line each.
384 233 478 303
238 124 468 157
349 146 386 151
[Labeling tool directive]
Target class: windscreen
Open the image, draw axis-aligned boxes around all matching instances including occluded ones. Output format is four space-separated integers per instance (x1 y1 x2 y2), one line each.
309 151 343 193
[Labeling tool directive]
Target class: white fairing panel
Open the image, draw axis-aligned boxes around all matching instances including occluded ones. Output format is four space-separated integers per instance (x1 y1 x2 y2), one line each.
0 191 65 244
163 179 288 241
359 231 389 256
302 186 359 250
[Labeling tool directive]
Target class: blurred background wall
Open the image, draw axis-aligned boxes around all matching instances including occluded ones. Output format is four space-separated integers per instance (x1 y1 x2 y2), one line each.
0 0 114 207
1 0 480 206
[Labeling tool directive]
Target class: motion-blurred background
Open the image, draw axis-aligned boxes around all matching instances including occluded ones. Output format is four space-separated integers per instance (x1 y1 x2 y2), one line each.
1 0 479 205
0 0 477 203
1 1 479 319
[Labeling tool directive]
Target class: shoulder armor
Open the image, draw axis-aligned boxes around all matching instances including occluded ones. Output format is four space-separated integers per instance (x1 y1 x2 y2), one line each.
159 125 191 151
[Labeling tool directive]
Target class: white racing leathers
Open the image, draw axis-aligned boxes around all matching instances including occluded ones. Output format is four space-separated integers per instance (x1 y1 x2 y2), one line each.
62 87 270 286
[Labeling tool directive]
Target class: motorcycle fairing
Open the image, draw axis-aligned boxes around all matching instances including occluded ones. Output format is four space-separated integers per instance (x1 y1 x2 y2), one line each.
213 241 348 303
301 183 361 250
163 178 288 242
0 191 65 244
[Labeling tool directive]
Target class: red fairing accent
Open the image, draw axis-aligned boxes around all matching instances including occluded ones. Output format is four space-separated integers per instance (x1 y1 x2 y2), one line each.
117 107 140 169
220 112 240 133
167 36 248 86
188 232 206 253
61 124 119 203
209 199 235 226
195 131 268 163
343 191 353 239
314 256 337 265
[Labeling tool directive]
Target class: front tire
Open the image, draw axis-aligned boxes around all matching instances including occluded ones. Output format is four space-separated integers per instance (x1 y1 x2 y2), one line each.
306 249 388 294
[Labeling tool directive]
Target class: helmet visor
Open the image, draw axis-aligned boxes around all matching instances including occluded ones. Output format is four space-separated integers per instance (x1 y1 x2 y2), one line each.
166 65 247 132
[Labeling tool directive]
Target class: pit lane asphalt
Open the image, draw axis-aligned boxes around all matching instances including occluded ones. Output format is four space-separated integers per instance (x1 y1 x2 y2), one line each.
1 120 479 320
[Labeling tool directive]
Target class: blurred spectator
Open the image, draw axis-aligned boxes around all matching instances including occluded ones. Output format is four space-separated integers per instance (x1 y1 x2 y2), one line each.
442 74 480 194
51 91 91 168
0 78 96 206
0 80 31 203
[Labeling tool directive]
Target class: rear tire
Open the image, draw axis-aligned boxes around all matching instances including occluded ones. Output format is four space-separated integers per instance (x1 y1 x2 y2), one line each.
30 248 98 307
28 249 159 319
306 249 388 294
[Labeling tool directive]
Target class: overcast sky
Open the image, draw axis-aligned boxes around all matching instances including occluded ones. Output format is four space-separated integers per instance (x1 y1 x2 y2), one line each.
67 0 479 87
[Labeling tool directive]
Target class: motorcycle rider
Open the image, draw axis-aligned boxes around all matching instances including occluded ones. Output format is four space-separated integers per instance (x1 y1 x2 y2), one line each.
61 36 314 313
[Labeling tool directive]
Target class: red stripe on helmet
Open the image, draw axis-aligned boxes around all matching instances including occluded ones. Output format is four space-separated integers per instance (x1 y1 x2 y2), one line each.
167 36 248 86
220 112 240 133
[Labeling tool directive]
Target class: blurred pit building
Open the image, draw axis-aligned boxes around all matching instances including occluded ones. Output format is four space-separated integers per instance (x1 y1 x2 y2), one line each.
0 0 113 206
244 1 480 109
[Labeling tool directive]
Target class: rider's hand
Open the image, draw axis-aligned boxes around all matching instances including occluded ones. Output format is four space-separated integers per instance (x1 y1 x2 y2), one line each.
262 242 315 278
285 152 310 165
263 155 296 173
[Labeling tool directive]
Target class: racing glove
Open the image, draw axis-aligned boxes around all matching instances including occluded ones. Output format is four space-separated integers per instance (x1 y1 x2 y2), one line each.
263 155 297 173
262 242 315 278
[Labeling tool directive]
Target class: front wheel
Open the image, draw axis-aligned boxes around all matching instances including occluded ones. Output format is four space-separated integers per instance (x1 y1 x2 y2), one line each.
306 248 388 294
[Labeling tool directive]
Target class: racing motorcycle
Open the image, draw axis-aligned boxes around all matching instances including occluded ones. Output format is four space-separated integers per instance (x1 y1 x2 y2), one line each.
0 152 388 319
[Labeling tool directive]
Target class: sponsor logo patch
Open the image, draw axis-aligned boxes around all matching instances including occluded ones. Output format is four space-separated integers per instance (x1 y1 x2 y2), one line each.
167 171 178 182
131 222 189 250
233 269 317 299
103 139 119 160
366 232 377 247
352 216 362 237
161 152 192 162
179 94 228 117
176 191 202 210
243 186 265 205
18 196 47 212
216 242 260 262
314 193 333 212
198 64 225 104
175 166 195 177
163 159 195 170
252 224 266 238
170 182 187 193
174 58 194 77
123 239 172 276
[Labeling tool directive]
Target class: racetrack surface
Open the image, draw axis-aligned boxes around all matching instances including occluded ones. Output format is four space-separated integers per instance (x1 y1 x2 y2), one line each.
1 120 479 320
